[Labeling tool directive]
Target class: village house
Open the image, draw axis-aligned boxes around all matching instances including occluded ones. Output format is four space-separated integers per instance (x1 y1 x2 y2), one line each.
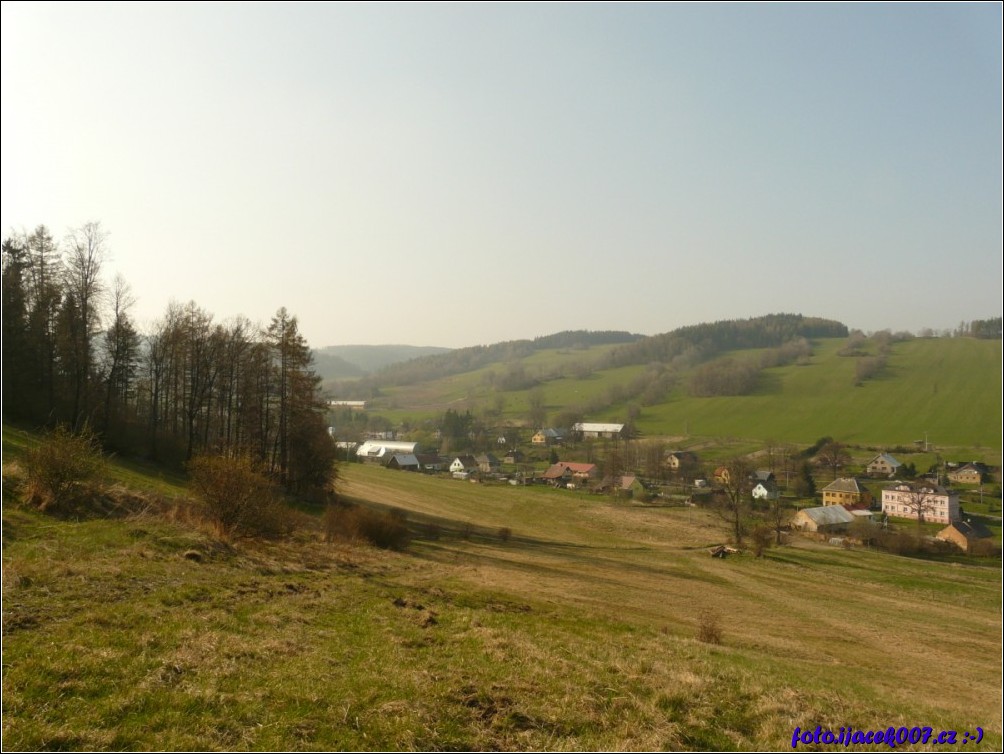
531 428 566 446
416 453 445 472
947 463 986 485
751 479 779 501
865 452 902 477
541 461 598 487
792 505 856 534
821 478 873 509
936 520 994 552
449 455 480 475
541 464 573 486
881 482 960 525
475 453 501 474
595 474 646 497
503 449 525 464
386 454 420 471
664 451 698 471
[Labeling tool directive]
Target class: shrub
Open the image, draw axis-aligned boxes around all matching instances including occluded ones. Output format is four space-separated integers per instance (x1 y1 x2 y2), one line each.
324 502 409 550
696 609 723 645
23 425 106 514
188 454 289 539
749 523 774 557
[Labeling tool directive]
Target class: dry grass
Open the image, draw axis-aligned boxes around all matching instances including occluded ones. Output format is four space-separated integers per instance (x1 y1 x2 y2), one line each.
3 459 1001 750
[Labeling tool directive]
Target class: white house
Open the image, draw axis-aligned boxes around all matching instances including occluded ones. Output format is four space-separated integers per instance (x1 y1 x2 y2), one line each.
751 481 779 501
449 455 479 474
881 483 960 525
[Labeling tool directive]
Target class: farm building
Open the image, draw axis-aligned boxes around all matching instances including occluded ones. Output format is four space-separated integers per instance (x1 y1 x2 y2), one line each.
357 440 419 462
792 505 856 533
572 422 626 440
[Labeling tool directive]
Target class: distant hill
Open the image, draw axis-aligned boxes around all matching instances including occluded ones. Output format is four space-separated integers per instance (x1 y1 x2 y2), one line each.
333 315 999 452
313 344 452 380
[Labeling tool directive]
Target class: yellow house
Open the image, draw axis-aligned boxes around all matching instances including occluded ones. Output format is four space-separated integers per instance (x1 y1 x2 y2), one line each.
821 478 872 508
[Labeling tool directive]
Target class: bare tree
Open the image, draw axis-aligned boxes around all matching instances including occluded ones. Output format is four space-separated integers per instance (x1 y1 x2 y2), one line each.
817 441 851 480
716 457 752 545
62 221 107 428
527 387 547 429
896 483 941 529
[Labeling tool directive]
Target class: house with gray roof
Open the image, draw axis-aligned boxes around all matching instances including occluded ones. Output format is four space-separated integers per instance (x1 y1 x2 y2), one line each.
866 453 902 477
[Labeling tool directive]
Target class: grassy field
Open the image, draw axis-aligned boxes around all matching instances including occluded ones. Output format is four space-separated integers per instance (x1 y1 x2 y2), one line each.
359 337 1001 459
3 448 1001 750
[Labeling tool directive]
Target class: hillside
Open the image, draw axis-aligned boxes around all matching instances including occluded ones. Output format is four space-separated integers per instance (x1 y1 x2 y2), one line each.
3 443 1001 750
358 334 1000 455
314 344 454 380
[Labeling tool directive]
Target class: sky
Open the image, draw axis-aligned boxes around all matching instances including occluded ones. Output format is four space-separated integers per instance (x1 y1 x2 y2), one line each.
2 3 1001 349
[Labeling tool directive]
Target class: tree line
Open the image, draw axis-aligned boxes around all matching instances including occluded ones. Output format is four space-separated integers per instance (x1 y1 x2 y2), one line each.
2 223 335 497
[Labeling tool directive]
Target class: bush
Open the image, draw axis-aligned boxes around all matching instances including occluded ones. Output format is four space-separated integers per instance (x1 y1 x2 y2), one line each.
23 425 106 514
749 523 774 557
696 609 723 645
188 454 289 539
324 502 409 550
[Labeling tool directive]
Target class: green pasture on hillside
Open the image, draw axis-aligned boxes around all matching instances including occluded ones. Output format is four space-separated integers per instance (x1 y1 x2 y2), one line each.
361 337 1001 457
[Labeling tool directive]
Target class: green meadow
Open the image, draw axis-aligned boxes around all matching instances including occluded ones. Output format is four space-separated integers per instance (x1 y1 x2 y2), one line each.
365 337 1001 458
3 448 1001 750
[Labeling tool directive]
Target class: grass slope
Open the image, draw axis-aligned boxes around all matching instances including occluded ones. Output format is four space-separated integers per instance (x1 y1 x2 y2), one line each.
3 448 1001 751
364 337 1001 455
637 337 1001 449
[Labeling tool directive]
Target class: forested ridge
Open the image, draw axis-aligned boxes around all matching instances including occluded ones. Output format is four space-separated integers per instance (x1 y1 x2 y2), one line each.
2 224 335 495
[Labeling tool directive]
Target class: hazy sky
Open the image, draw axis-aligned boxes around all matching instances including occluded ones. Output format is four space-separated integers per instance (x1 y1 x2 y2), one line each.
2 3 1001 349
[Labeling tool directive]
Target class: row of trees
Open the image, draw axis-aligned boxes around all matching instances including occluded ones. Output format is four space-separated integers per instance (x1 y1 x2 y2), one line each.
2 224 335 496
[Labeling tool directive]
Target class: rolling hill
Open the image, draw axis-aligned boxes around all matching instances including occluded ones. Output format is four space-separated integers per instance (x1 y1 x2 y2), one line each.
342 325 1000 455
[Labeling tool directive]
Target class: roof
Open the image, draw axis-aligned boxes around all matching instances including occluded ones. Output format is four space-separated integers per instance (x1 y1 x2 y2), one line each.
572 422 625 433
868 453 902 468
940 520 993 540
535 428 566 438
542 464 572 480
798 506 856 525
388 454 419 467
357 440 418 457
884 482 953 496
822 478 869 494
